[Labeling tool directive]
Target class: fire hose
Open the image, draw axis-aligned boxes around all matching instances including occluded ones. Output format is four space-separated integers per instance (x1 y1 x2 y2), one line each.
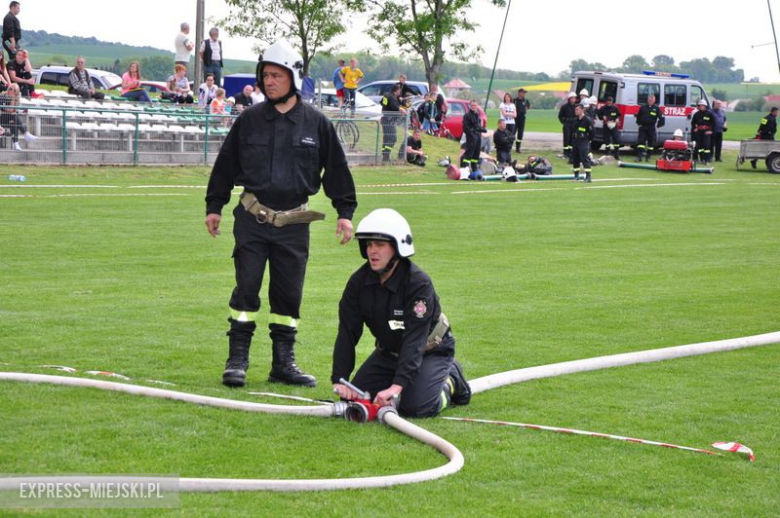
1 330 779 491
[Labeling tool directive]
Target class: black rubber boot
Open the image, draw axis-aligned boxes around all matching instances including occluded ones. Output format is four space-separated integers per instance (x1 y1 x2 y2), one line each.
268 341 317 387
222 320 254 388
448 360 472 406
585 171 592 183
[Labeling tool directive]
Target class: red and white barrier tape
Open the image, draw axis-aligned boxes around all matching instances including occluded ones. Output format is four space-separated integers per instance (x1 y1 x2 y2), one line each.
441 417 755 461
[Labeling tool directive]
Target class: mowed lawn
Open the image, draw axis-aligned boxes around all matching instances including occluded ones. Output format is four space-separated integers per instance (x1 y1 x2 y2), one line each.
1 149 779 515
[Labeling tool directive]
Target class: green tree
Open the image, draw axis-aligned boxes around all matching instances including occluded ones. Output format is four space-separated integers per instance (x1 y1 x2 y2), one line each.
621 55 649 73
346 0 507 88
140 55 174 81
218 0 347 76
651 54 675 69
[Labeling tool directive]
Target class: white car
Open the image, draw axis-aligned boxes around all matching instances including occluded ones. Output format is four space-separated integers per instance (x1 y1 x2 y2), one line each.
36 65 122 90
313 88 381 117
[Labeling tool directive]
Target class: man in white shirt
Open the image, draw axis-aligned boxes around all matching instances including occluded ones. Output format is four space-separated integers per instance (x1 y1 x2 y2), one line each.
198 27 223 86
174 22 195 69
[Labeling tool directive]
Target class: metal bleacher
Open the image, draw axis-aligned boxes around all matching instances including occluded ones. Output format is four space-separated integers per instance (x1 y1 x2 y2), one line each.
1 90 230 165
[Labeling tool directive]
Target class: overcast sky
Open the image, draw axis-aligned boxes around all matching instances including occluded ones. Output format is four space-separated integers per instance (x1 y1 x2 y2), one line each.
19 0 780 82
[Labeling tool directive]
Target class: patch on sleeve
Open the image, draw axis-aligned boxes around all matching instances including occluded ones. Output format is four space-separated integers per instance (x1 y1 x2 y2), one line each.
413 300 428 319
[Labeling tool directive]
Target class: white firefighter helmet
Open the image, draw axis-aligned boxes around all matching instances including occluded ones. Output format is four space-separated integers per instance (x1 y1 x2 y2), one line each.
673 129 684 138
355 208 414 258
568 91 577 98
697 99 708 107
257 39 304 91
579 88 589 97
589 95 597 105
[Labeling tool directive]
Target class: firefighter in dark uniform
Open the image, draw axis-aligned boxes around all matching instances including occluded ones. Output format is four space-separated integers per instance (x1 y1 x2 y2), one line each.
751 106 778 168
205 40 357 388
558 91 578 160
331 208 471 418
635 93 665 162
461 99 486 176
690 99 714 164
493 118 514 165
571 103 593 183
513 88 530 153
597 96 622 159
381 84 404 162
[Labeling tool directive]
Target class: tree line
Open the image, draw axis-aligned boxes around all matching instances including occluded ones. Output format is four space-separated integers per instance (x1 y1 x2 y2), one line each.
566 55 746 83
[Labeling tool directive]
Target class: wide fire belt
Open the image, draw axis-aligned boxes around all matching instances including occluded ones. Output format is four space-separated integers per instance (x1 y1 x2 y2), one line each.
240 192 326 227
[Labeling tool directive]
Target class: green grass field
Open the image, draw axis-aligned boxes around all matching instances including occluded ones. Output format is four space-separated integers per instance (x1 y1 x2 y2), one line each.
1 144 779 515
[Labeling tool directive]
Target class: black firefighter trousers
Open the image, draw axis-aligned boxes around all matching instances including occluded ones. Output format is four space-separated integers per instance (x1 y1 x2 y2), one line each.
229 203 309 343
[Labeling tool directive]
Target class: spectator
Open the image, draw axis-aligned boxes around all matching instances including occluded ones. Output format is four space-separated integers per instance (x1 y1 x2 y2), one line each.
6 47 32 97
2 1 21 60
174 22 195 68
431 84 447 129
232 84 254 113
417 93 435 134
493 118 514 165
165 64 194 104
210 87 227 119
332 59 345 108
396 73 415 105
0 82 36 150
198 73 217 110
250 81 265 104
339 57 363 116
198 27 223 85
0 52 11 92
120 61 152 103
710 99 727 162
499 92 516 139
405 128 426 166
68 56 105 100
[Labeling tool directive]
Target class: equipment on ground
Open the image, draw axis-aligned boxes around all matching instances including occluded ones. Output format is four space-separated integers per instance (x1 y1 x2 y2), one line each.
618 139 714 173
736 139 780 173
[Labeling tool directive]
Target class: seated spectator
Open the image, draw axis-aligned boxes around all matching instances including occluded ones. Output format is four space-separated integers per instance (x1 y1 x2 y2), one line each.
197 73 217 110
120 61 152 103
250 81 265 105
405 128 426 166
233 84 254 113
68 56 105 100
0 83 37 150
0 53 11 93
493 119 513 165
7 49 35 97
166 64 194 104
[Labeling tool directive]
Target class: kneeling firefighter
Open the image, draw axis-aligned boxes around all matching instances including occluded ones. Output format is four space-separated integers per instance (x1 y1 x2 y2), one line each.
331 209 471 418
205 39 357 388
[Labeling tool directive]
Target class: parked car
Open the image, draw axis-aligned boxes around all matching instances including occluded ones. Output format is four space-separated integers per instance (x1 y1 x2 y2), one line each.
358 80 433 103
109 81 170 95
411 98 484 140
35 65 122 90
313 87 381 117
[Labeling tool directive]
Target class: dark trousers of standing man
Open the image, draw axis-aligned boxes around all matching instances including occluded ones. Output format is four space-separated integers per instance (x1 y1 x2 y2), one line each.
228 203 309 344
381 117 397 162
692 132 712 163
515 117 526 152
602 125 620 158
352 346 455 418
636 125 656 160
562 123 573 158
461 134 481 171
571 138 592 181
711 132 723 161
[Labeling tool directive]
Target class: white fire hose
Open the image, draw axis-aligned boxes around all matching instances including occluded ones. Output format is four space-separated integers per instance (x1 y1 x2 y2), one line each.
1 330 778 491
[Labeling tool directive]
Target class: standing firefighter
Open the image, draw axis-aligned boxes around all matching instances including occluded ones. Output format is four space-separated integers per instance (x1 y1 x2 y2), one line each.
205 40 357 388
635 93 665 162
381 84 404 162
571 103 593 182
751 106 778 168
597 96 621 159
558 91 578 160
513 88 530 153
331 208 472 418
460 99 486 176
690 99 714 164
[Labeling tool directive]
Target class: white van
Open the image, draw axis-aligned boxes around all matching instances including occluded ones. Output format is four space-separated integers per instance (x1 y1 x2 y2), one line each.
571 71 710 150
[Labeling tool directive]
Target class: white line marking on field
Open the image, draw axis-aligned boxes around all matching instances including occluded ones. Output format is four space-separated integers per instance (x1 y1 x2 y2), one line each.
45 193 189 198
747 182 780 186
0 184 121 188
0 194 32 198
576 182 724 190
356 182 452 188
452 188 562 194
127 185 206 189
357 191 440 195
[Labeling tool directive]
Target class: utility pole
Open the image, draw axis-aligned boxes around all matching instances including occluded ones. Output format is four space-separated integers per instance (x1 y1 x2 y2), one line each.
194 0 205 84
485 0 512 111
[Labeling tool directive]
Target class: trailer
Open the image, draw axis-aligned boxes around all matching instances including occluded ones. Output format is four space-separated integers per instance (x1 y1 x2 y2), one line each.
736 140 780 173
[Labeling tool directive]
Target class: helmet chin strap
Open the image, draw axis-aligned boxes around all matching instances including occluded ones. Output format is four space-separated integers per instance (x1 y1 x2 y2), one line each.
269 88 298 105
372 256 399 277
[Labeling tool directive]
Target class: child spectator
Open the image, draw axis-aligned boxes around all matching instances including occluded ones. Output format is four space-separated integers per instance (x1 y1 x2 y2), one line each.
0 83 37 150
198 73 217 110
